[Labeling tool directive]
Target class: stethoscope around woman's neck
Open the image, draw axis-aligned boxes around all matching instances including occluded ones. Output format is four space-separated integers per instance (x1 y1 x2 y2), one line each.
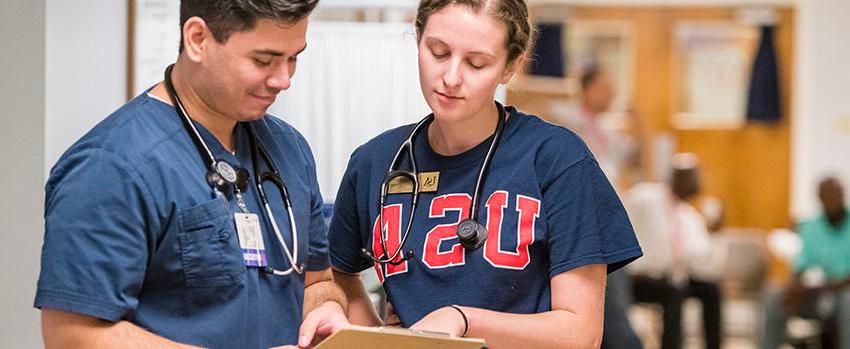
360 101 507 271
162 64 304 276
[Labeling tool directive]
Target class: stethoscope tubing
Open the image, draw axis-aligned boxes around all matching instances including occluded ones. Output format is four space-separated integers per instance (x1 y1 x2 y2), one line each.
368 101 506 267
163 65 218 175
246 123 303 275
374 117 429 264
164 64 302 275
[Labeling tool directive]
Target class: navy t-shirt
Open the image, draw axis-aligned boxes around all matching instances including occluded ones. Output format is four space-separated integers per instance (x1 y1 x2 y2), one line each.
329 107 642 327
35 93 330 348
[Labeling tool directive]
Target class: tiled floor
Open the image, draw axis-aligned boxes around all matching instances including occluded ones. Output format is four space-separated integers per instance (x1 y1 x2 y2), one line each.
632 299 818 349
631 299 763 349
718 337 757 349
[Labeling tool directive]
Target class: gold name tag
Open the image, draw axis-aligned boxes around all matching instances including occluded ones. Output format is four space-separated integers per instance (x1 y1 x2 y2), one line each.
387 172 440 194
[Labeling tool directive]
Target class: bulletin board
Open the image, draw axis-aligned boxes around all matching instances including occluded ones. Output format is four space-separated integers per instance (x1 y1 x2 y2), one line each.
127 0 180 100
670 21 759 129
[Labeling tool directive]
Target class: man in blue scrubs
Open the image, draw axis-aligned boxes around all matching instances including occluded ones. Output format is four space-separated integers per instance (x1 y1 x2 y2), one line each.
34 1 347 348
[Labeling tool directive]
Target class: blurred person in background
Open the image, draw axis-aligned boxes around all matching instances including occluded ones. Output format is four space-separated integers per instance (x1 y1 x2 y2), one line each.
545 64 643 348
761 176 850 349
545 64 640 188
625 153 724 349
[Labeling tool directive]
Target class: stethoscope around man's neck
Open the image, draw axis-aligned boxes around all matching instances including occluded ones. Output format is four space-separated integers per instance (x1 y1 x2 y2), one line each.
163 64 303 276
360 101 507 274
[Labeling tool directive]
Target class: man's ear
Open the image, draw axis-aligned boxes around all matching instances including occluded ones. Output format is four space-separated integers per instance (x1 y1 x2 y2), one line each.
181 17 212 63
500 54 527 85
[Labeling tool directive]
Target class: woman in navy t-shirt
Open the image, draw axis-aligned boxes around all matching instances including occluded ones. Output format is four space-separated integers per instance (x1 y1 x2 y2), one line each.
328 1 642 347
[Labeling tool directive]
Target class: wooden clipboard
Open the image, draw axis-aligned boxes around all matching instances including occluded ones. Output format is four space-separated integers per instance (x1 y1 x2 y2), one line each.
315 325 485 349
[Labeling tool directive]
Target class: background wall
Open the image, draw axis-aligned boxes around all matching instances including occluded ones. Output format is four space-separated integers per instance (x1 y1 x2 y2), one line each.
1 1 46 347
791 0 850 219
271 22 431 199
509 6 796 230
522 0 850 222
45 0 127 176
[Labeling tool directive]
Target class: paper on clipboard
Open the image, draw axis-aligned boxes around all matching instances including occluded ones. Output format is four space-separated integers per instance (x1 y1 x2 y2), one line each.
315 325 485 349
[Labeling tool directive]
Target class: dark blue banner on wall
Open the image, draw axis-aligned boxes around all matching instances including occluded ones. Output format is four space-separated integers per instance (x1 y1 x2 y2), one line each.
746 25 781 123
528 22 565 78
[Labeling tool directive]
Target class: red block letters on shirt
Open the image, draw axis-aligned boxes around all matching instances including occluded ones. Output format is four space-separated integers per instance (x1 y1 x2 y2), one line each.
371 204 407 281
483 191 539 270
422 194 472 269
372 191 540 280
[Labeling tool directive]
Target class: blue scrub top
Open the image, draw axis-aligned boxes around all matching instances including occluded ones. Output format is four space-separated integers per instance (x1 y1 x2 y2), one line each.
35 93 330 348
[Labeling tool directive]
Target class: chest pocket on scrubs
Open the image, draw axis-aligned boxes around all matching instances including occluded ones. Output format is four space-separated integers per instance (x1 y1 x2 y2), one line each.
177 197 246 288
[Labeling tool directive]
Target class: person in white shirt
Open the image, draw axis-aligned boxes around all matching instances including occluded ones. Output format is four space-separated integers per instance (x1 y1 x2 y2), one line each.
624 154 723 349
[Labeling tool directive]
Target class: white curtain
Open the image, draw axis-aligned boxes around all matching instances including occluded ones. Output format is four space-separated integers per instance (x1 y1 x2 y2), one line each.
269 21 431 201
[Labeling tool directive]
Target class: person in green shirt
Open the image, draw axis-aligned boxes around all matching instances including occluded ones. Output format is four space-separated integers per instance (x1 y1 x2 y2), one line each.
761 176 850 349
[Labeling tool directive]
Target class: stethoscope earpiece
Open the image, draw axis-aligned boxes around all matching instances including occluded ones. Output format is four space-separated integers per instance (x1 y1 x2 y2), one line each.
360 247 416 267
359 248 374 260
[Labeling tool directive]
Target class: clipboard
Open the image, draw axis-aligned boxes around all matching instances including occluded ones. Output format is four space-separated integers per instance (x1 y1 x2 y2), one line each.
315 325 485 349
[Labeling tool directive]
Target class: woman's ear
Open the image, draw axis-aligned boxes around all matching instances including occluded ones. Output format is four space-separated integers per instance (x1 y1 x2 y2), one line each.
500 54 526 84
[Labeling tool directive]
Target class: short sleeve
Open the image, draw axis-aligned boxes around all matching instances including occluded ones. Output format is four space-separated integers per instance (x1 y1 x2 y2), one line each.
298 136 331 272
793 223 815 272
544 157 642 277
328 154 373 274
35 149 155 321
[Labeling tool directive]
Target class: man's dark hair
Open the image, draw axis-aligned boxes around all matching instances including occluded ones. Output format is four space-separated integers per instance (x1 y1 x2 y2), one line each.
580 63 601 91
179 0 319 52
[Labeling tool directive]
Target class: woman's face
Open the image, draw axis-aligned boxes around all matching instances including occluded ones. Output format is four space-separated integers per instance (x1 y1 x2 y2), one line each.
417 4 518 123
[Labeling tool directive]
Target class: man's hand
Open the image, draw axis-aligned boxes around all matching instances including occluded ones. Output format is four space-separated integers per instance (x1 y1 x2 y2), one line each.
781 282 822 314
298 301 349 348
409 306 466 337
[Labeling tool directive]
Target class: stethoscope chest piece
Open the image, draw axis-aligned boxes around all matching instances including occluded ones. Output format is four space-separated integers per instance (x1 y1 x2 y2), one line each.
215 160 238 183
205 160 251 195
206 160 238 190
457 219 488 250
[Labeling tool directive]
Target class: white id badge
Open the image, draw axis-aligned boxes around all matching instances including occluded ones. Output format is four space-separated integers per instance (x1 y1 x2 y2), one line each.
234 213 268 267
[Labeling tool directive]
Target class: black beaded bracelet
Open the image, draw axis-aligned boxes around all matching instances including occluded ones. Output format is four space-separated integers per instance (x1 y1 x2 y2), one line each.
449 305 469 337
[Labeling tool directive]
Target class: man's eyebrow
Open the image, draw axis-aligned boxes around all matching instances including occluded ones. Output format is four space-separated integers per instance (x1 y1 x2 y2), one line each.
252 43 308 57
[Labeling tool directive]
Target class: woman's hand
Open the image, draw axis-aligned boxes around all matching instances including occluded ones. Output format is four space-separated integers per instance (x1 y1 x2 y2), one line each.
383 302 402 327
409 306 466 337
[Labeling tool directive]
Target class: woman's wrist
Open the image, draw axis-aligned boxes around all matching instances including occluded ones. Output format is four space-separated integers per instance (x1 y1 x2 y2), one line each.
448 305 469 337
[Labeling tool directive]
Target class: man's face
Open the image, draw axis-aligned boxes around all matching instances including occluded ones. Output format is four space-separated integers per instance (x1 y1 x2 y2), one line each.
672 168 700 200
195 17 308 121
584 73 616 114
819 178 846 217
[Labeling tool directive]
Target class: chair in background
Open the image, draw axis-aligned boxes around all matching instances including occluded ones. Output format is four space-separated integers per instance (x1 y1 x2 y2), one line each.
715 228 769 342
